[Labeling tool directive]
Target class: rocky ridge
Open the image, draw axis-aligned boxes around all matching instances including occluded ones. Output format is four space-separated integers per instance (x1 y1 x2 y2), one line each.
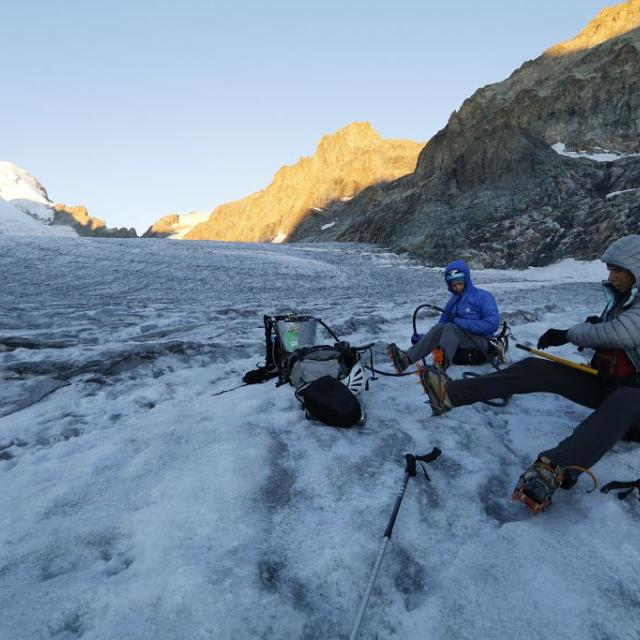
142 211 211 239
181 122 423 243
0 162 137 238
291 0 640 267
53 204 137 238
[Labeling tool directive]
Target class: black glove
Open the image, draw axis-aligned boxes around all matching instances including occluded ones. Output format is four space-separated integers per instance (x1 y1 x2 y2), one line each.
537 329 569 350
585 315 601 324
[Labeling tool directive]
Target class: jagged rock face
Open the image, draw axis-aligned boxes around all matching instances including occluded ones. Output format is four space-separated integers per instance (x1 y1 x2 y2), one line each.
182 122 423 243
53 204 138 238
143 214 181 238
295 1 640 267
548 0 640 55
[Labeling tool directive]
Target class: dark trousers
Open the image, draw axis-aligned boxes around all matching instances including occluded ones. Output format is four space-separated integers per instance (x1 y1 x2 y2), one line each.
447 357 640 473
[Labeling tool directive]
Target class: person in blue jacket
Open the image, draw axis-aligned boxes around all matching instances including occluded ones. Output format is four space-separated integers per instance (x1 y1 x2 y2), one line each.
387 259 500 372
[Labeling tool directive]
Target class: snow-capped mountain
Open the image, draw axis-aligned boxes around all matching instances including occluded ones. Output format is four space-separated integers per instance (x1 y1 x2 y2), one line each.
0 162 77 236
0 161 56 223
0 162 137 238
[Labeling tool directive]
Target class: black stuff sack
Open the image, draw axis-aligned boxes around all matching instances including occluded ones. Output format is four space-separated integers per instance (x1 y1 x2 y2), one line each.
296 375 362 428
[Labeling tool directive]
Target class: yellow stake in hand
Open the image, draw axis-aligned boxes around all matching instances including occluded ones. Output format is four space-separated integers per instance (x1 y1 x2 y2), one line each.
515 343 602 376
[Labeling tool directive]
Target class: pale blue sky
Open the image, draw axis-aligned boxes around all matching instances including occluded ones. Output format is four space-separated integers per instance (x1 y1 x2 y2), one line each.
3 0 611 231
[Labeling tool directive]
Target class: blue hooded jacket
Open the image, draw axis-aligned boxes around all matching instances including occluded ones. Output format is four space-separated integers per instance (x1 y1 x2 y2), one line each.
438 259 500 337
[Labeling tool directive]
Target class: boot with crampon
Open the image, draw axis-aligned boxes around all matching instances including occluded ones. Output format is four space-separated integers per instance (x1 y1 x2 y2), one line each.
387 343 411 373
512 457 564 514
417 365 454 416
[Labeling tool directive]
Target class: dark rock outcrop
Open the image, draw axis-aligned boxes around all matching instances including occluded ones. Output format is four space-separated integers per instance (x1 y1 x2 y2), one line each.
293 1 640 267
142 214 180 238
53 204 138 238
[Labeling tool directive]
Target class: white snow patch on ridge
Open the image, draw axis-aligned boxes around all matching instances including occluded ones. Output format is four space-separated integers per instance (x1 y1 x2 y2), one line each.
551 142 640 162
484 258 606 282
606 187 638 199
168 212 211 239
423 258 607 283
320 221 336 230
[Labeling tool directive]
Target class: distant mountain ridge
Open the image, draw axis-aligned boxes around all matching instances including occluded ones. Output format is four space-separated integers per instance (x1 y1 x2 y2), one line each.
548 0 640 55
292 0 640 266
0 162 137 238
149 122 423 243
53 204 137 238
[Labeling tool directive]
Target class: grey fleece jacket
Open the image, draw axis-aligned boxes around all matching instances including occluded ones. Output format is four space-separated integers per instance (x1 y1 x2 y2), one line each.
567 235 640 371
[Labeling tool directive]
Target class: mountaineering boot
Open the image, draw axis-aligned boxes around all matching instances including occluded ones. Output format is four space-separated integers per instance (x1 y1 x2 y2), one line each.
512 457 564 514
488 337 508 366
431 347 447 369
387 343 411 373
417 366 453 416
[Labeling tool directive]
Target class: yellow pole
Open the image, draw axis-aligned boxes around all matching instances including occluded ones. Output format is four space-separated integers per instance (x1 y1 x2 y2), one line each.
515 343 602 376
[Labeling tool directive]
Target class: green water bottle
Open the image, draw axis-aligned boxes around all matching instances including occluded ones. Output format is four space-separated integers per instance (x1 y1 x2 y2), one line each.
284 327 299 351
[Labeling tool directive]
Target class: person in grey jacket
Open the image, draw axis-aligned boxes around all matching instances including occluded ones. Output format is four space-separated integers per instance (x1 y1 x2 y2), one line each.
420 234 640 514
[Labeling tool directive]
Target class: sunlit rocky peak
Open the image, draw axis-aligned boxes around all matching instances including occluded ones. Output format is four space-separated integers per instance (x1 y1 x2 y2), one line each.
546 0 640 56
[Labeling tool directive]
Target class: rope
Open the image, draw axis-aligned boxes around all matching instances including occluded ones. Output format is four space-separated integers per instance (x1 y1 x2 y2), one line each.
211 383 250 396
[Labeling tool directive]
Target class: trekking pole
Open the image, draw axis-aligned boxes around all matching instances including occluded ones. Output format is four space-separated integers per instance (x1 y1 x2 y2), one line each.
348 447 441 640
515 343 603 377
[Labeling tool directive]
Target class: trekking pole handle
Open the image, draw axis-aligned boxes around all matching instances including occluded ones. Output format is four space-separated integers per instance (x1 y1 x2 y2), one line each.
417 447 442 464
405 447 441 476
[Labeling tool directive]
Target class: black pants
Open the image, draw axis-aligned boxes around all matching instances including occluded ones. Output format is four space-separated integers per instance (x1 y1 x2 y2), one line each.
447 357 640 474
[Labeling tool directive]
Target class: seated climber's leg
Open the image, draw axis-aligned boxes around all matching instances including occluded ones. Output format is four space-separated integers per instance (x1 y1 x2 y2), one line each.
388 323 451 372
447 357 608 409
419 357 608 416
513 385 640 512
405 323 447 364
539 385 640 485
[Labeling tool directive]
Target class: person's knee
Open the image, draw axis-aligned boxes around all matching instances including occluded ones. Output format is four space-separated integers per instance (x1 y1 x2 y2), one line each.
607 386 640 417
512 357 556 373
508 357 540 371
425 324 445 340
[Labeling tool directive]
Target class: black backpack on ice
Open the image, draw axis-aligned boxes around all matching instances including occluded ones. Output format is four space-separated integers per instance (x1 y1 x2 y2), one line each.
295 375 362 428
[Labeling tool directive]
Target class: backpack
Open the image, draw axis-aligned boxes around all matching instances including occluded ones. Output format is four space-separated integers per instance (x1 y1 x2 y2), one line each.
295 376 363 428
452 321 511 367
243 313 366 427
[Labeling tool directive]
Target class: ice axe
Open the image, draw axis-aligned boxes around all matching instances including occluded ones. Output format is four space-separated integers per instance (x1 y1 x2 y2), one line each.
515 342 605 377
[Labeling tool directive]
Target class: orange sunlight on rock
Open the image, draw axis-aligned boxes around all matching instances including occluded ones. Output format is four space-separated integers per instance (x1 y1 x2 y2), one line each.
546 0 640 56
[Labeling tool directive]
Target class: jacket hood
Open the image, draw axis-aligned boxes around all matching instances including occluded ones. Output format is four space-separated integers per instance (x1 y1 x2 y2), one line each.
601 235 640 284
443 259 473 293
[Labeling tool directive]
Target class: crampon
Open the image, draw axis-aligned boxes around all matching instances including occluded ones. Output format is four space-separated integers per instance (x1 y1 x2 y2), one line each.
511 458 563 515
